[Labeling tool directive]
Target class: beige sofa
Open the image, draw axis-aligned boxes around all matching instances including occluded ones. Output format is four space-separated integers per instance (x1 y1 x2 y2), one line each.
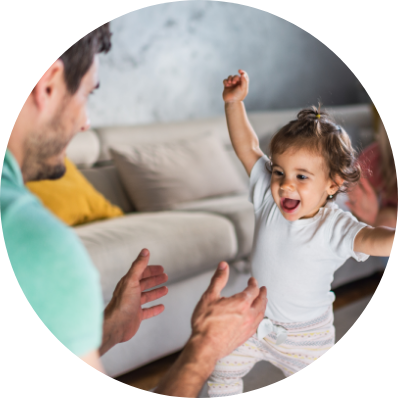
66 104 385 377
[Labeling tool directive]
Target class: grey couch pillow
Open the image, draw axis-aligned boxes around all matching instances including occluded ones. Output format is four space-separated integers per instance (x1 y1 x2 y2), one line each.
110 133 247 212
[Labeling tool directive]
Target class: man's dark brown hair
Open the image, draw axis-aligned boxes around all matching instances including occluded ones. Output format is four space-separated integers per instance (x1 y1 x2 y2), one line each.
59 23 112 94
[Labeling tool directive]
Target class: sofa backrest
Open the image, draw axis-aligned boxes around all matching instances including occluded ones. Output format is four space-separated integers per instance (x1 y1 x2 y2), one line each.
67 104 374 210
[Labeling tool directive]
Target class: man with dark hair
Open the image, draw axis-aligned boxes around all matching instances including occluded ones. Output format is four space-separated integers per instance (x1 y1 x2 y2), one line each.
60 24 112 95
1 23 267 396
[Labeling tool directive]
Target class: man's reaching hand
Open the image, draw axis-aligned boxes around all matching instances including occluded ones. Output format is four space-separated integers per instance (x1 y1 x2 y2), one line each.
155 261 267 397
100 248 168 356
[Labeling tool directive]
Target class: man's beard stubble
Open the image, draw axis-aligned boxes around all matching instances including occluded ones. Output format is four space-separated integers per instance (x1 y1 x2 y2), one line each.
22 105 73 183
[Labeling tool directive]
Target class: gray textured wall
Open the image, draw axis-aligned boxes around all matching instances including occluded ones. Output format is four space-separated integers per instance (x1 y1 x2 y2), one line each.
88 1 366 127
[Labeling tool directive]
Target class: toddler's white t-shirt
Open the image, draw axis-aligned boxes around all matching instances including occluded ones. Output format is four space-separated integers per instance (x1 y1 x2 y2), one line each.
250 156 369 323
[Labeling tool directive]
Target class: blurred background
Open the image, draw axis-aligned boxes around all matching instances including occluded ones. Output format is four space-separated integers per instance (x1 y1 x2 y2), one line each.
88 1 370 127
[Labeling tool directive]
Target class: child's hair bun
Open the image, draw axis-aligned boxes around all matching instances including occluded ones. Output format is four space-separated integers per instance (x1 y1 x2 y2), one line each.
297 105 325 121
295 105 339 137
272 103 340 144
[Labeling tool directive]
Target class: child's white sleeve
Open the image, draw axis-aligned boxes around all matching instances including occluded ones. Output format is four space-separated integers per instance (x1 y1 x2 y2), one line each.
249 155 272 211
328 209 370 264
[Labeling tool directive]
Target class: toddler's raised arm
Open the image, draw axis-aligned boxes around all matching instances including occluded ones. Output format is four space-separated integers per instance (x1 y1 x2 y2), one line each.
354 226 395 257
223 70 264 176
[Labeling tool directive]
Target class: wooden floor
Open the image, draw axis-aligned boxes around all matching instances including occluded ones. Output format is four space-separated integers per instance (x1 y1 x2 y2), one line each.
115 271 384 391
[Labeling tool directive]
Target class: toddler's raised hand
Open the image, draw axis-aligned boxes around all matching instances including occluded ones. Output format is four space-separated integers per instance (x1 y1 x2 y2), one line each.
223 69 249 103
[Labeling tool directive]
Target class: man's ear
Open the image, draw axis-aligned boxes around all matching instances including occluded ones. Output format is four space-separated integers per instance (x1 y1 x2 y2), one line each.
31 59 65 111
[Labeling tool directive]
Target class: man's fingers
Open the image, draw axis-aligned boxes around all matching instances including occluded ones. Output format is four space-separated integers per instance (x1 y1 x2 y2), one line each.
141 265 165 279
251 286 268 313
140 273 168 291
141 286 168 305
205 262 230 300
142 304 165 320
127 248 150 279
239 277 259 302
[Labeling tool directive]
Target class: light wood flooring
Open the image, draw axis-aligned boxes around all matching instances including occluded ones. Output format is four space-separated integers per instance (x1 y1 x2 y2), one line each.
115 271 384 391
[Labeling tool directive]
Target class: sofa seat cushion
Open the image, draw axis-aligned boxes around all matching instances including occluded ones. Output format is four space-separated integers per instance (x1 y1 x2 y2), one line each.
172 194 254 260
74 211 238 303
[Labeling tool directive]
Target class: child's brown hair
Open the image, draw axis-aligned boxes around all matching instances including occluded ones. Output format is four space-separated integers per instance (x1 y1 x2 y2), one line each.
269 105 361 199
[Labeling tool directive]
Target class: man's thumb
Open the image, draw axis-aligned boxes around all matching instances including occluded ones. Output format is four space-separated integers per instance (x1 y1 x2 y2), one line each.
139 248 149 257
207 262 229 298
129 248 150 277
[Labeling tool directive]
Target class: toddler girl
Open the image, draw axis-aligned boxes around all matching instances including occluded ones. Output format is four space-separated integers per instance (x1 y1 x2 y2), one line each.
207 70 395 396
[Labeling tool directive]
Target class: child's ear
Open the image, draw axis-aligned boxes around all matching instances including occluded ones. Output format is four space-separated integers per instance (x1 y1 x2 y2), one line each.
328 175 344 195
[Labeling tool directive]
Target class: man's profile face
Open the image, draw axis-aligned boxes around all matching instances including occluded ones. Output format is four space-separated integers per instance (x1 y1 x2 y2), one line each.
22 56 100 182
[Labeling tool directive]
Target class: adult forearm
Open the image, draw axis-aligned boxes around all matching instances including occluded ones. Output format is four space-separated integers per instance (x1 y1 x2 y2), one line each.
154 337 217 397
225 101 262 162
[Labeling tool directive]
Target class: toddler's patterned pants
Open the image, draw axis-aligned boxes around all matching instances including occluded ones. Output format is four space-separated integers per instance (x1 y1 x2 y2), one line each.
208 307 335 397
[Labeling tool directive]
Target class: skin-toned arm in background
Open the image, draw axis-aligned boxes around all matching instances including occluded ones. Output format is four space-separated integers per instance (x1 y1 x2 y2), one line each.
354 226 395 257
375 207 397 229
346 177 397 228
223 70 264 176
155 262 267 397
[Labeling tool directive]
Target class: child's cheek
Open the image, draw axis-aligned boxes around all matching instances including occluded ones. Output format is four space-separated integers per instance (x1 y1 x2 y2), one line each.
270 181 279 199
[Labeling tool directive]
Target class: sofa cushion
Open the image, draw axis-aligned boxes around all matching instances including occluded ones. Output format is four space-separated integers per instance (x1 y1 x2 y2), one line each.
95 116 232 162
74 211 238 303
26 158 124 226
80 165 134 214
110 133 247 212
172 194 254 260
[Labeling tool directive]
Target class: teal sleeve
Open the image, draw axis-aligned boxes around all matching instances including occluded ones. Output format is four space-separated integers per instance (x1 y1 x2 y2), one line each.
2 188 103 357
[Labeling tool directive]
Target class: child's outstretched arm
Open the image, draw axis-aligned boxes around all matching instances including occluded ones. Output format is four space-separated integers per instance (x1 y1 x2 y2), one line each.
223 70 265 176
354 226 395 257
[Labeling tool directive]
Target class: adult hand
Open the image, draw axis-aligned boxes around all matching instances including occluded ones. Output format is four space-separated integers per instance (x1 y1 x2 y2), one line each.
100 248 168 356
346 177 379 226
190 261 267 361
223 69 249 103
155 262 267 397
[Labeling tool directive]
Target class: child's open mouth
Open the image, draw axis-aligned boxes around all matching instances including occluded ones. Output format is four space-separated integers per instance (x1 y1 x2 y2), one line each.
280 197 300 213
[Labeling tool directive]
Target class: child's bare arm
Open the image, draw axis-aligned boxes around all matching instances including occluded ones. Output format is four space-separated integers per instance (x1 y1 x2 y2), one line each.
354 226 395 256
223 70 264 176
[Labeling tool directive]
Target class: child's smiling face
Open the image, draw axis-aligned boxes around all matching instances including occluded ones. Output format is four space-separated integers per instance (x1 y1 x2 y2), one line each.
270 147 339 221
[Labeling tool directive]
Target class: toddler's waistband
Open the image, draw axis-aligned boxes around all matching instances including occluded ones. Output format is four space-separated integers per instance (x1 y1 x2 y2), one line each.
267 306 334 332
257 306 334 344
